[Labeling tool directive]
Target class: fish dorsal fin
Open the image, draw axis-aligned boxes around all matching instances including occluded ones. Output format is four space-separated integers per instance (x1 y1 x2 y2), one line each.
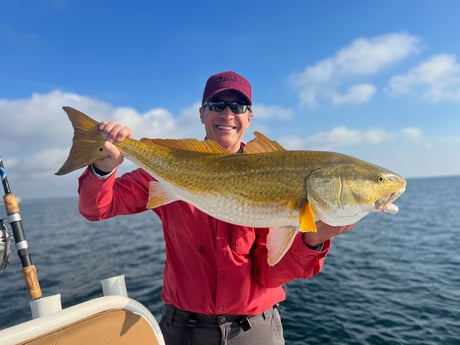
140 137 231 154
244 131 286 154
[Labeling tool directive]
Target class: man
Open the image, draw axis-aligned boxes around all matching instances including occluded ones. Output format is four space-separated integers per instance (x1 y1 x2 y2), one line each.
78 71 354 344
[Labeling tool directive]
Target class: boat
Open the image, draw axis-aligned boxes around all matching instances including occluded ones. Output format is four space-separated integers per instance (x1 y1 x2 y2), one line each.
0 159 165 345
0 276 165 344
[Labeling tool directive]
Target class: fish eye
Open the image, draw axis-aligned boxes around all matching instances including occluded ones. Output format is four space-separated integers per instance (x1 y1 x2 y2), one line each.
377 175 385 183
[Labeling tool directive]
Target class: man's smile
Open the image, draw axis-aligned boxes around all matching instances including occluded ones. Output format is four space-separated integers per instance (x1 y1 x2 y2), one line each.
215 124 236 130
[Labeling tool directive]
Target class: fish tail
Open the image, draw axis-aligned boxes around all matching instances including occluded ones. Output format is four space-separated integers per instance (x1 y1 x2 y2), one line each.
55 107 107 175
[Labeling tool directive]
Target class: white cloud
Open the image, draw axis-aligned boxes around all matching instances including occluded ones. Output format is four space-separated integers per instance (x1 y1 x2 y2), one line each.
308 126 395 149
0 90 113 154
291 32 421 106
386 54 460 102
400 127 423 139
279 126 421 151
251 104 294 120
332 84 376 105
111 106 178 138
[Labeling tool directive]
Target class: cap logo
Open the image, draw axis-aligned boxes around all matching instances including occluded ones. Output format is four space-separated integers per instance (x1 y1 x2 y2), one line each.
215 76 243 85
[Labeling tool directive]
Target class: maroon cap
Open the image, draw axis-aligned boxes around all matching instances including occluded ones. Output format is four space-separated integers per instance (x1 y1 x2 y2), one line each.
202 71 252 105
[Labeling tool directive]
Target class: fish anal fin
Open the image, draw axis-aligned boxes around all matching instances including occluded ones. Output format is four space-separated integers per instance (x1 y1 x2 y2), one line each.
266 226 298 266
244 131 286 154
140 138 230 154
147 181 180 209
299 201 317 233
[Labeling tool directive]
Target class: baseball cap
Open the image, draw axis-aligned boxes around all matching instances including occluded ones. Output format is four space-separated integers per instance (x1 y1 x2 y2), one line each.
202 71 252 105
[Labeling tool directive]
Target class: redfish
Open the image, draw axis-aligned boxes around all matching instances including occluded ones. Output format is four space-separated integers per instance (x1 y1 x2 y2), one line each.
57 107 406 265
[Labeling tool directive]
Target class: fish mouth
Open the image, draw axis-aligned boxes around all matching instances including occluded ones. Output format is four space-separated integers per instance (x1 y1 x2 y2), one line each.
374 188 405 214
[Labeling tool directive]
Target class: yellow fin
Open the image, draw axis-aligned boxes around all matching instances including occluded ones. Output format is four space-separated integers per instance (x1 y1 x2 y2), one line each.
287 199 316 232
147 181 180 209
244 131 286 154
266 226 298 266
140 138 230 154
299 202 317 232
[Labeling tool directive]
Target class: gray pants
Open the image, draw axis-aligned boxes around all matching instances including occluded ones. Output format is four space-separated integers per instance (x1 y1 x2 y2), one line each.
159 304 285 345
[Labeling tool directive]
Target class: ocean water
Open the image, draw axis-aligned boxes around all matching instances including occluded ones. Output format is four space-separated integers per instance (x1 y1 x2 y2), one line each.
0 176 459 344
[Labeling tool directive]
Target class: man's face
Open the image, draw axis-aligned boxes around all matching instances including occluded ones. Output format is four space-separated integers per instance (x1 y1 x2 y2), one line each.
199 90 253 153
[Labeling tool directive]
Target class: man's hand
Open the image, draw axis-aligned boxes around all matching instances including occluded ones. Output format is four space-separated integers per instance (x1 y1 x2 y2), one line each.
302 221 355 248
93 121 132 173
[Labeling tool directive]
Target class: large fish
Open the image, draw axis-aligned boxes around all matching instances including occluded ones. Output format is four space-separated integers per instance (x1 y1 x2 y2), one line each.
56 107 406 265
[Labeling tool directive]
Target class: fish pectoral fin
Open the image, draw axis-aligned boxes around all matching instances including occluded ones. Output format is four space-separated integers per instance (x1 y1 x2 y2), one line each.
299 201 317 233
147 181 180 209
266 226 298 266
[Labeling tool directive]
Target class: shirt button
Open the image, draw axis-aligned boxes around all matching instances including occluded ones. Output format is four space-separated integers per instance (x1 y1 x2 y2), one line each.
220 271 225 276
218 305 224 311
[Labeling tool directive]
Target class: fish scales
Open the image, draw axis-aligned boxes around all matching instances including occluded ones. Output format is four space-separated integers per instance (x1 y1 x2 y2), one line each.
121 141 304 227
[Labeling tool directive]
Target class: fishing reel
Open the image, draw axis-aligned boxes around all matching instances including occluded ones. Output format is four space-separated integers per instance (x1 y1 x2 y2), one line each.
0 217 11 270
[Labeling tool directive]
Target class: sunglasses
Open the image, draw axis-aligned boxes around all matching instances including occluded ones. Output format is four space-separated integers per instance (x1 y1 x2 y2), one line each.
203 101 252 114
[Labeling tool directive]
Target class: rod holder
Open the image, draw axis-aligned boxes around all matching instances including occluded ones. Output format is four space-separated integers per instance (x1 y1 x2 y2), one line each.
30 294 62 319
101 275 128 296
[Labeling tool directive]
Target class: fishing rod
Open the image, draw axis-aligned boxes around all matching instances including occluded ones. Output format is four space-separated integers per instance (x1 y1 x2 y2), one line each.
0 217 11 270
0 156 42 301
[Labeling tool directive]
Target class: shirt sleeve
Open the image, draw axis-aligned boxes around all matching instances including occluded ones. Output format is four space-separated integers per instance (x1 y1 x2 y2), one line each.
78 166 153 220
252 227 333 288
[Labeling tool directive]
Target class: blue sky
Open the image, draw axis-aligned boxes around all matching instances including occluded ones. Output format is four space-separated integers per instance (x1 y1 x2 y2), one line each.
1 0 460 198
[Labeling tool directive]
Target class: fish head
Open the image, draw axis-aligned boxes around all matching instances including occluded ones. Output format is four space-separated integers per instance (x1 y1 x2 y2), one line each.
306 159 406 226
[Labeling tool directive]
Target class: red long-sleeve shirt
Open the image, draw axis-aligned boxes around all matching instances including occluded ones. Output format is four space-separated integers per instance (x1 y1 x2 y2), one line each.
78 167 332 315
